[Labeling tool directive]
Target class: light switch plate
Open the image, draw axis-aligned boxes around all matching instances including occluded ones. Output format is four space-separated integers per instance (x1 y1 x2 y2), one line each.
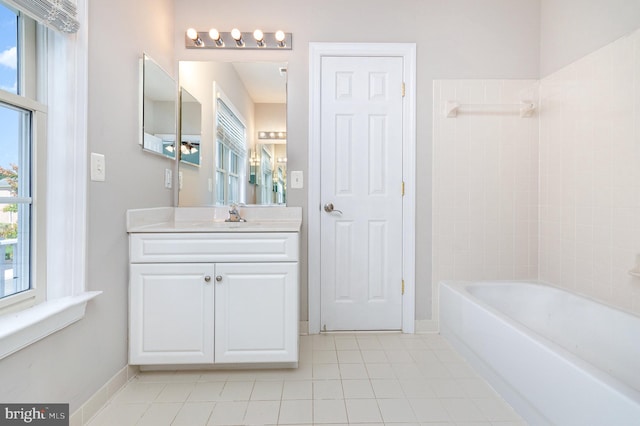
90 153 105 182
290 171 303 189
164 168 172 189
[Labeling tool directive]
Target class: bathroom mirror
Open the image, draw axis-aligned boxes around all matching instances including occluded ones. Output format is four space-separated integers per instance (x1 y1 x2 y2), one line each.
140 53 177 159
179 87 202 167
178 61 287 206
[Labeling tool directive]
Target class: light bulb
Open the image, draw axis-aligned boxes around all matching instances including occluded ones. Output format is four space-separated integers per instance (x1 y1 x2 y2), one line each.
275 30 285 42
186 28 198 40
231 28 244 47
186 28 203 47
253 29 264 42
209 28 224 47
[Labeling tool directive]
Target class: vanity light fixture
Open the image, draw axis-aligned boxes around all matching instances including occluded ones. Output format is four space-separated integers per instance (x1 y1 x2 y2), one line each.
185 28 292 50
258 131 287 141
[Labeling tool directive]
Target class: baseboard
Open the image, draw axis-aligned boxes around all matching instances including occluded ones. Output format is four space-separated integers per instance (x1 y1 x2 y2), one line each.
69 364 139 425
415 319 439 333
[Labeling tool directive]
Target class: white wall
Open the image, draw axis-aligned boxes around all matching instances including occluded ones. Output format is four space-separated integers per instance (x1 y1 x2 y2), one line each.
540 0 640 76
0 0 176 413
173 0 541 321
432 80 539 323
539 29 640 314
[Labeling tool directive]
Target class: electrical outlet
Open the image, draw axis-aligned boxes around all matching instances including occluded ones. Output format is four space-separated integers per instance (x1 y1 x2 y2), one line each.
164 168 172 189
90 153 106 182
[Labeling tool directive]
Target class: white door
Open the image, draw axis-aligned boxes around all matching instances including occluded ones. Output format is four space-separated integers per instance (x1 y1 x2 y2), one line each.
129 263 215 364
214 262 298 363
320 56 404 331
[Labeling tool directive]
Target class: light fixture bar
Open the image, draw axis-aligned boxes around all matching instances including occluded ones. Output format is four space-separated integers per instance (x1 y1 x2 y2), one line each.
185 30 292 50
258 131 287 140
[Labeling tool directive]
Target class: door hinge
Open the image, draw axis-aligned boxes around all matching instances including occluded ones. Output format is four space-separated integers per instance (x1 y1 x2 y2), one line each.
402 181 405 196
402 82 406 97
401 279 405 295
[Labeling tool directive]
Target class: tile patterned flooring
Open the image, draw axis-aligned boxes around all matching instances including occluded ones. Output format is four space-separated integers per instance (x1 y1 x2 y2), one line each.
88 333 526 425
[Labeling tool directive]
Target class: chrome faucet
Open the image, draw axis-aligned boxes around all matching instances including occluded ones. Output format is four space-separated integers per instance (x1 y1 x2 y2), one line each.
225 204 246 222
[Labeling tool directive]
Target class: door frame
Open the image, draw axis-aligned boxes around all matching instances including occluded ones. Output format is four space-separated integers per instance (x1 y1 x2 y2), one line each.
308 42 416 334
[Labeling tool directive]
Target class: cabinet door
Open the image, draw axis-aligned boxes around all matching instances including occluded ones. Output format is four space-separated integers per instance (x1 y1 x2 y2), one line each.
130 263 215 364
215 262 298 363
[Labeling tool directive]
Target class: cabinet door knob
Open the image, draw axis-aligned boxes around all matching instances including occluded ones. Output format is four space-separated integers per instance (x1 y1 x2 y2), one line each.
215 275 223 282
204 276 212 282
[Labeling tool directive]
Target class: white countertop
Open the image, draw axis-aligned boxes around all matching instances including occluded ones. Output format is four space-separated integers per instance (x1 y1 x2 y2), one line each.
126 206 302 233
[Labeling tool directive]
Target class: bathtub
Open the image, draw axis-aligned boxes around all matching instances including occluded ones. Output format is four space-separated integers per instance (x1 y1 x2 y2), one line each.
439 281 640 426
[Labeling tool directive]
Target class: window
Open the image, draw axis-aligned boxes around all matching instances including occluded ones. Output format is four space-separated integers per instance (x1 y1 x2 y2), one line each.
0 3 45 310
215 94 246 205
0 0 96 359
0 3 17 94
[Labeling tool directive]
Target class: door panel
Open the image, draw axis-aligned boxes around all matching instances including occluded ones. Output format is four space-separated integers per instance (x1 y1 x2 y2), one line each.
320 56 404 331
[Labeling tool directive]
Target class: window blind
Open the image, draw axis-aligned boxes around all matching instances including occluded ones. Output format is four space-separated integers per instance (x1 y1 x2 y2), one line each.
5 0 79 33
216 98 246 157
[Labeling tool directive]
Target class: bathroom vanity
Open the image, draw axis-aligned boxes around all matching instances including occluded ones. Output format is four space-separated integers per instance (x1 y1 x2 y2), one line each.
126 207 301 367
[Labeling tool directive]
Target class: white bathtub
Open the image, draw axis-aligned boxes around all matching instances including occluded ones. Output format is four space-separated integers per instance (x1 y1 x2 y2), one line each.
439 280 640 426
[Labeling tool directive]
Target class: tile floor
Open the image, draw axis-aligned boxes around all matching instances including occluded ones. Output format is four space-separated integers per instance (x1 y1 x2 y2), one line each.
88 333 526 425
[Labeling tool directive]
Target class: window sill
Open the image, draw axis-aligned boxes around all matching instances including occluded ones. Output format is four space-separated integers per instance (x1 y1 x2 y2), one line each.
0 291 102 360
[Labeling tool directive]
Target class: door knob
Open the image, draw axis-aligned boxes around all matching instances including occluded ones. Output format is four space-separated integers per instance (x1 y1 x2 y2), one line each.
204 276 212 283
323 203 343 214
215 275 223 282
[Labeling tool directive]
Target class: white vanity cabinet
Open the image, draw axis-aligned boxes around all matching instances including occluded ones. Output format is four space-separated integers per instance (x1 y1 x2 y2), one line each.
128 232 299 366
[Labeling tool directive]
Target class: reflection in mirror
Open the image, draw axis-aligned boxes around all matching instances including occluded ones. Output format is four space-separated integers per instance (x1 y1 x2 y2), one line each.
179 88 202 167
255 142 287 204
178 61 286 206
141 54 177 159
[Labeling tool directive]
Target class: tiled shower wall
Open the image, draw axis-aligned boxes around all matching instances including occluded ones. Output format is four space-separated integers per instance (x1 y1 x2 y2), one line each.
432 80 540 315
539 29 640 314
432 29 640 320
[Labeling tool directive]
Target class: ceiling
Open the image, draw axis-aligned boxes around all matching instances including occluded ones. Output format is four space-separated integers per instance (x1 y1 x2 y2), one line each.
232 62 287 104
